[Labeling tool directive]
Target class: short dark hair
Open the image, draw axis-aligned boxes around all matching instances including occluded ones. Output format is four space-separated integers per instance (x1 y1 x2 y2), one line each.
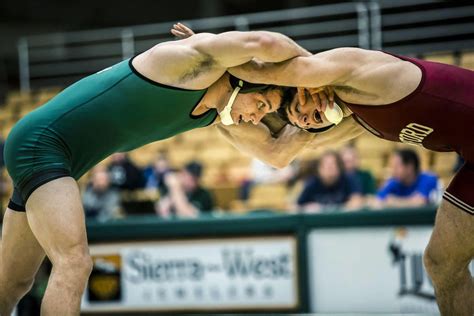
228 75 297 112
184 161 203 179
277 93 293 125
395 149 420 174
255 85 297 116
277 86 297 111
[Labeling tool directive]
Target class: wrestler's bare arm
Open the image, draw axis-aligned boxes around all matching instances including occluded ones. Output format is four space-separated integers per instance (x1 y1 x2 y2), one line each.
306 115 367 150
228 48 362 87
229 47 422 105
133 30 310 89
217 122 315 169
218 115 365 168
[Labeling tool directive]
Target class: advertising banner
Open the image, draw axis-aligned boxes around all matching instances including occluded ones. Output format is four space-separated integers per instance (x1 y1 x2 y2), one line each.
81 236 298 312
308 226 440 313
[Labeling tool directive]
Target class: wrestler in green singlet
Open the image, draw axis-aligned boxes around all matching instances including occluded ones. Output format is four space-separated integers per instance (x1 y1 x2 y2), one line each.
5 58 216 207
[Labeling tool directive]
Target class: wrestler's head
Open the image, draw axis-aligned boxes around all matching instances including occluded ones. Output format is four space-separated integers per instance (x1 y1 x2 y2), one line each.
278 93 336 132
220 75 296 125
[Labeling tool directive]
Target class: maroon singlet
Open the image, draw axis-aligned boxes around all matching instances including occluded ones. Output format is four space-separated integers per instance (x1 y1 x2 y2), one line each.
343 53 474 215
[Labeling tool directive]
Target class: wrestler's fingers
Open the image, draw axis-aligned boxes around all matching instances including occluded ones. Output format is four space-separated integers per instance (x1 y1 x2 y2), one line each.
318 91 329 113
176 23 195 36
308 87 325 94
297 87 307 105
171 29 187 39
327 87 335 109
171 24 194 39
311 92 322 112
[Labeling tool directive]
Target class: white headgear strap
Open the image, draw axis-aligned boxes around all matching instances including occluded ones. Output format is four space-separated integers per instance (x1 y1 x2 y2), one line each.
219 80 243 125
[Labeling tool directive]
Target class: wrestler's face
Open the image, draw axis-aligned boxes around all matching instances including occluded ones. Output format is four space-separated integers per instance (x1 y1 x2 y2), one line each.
231 89 282 125
286 95 334 130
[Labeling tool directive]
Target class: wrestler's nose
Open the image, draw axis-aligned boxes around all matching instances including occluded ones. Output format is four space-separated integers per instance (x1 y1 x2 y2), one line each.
300 114 310 127
250 113 262 125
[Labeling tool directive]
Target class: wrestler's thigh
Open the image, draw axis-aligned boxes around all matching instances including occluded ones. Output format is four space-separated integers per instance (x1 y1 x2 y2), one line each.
0 209 46 287
25 177 90 266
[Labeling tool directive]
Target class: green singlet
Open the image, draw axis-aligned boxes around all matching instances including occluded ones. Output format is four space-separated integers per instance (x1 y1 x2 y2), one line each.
4 57 217 210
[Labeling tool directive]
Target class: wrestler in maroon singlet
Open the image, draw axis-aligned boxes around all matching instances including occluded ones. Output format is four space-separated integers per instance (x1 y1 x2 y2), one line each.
343 54 474 215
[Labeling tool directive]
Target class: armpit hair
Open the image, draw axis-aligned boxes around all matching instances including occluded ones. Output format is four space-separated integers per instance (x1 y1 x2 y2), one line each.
334 85 378 99
178 53 215 83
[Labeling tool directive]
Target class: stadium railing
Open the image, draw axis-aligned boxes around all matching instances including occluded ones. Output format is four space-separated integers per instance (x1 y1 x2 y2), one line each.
18 0 474 91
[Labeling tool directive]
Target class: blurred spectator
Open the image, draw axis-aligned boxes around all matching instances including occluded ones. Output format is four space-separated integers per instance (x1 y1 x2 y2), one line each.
108 153 144 190
83 166 121 221
296 151 364 212
240 158 296 200
143 151 171 195
376 149 440 207
340 145 376 195
158 161 214 218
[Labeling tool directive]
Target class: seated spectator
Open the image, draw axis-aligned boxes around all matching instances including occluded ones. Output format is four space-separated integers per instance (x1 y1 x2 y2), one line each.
83 166 121 221
108 152 144 190
143 151 170 195
296 151 364 212
158 161 214 218
376 149 440 207
340 145 376 195
240 158 296 200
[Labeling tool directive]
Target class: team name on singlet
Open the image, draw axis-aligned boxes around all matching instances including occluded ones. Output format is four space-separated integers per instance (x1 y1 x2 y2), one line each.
399 123 434 146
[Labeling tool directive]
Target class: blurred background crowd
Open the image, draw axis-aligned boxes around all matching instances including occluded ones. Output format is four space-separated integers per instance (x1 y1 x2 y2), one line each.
0 121 461 223
79 142 456 219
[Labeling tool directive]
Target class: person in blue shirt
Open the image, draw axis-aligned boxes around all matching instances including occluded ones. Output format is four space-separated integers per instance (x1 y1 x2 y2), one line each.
297 151 363 212
377 149 439 207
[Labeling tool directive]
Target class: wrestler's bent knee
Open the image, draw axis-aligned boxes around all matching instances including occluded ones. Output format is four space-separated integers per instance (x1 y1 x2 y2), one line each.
55 252 93 282
423 246 467 286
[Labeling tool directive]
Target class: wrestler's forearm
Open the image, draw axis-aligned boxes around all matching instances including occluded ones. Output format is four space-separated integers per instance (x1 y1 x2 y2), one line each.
307 116 366 150
217 123 313 169
217 123 283 167
228 58 297 85
227 33 312 85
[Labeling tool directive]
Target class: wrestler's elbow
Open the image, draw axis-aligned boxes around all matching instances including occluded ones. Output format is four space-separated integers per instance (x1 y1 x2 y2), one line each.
245 32 277 54
271 159 292 169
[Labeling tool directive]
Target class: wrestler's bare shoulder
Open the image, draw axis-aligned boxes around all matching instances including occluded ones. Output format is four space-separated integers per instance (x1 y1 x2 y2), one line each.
317 48 422 105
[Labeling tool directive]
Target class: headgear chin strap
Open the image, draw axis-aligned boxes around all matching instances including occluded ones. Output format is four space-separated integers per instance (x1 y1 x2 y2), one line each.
219 75 271 126
219 80 243 125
